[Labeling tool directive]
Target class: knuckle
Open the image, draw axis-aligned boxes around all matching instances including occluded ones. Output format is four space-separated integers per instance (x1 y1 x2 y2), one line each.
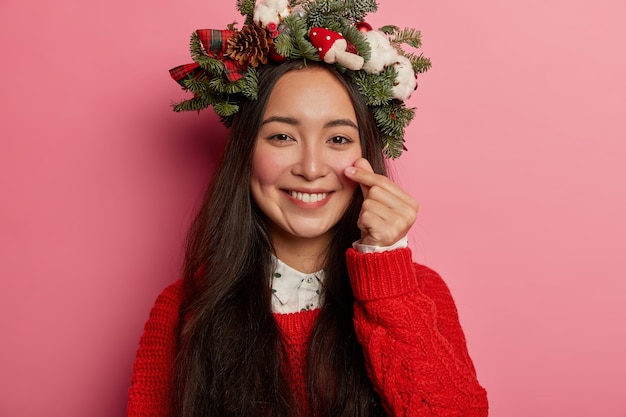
367 185 382 199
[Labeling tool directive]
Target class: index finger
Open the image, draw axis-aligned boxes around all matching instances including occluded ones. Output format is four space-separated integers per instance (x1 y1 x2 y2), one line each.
345 158 376 198
344 158 394 189
344 159 411 202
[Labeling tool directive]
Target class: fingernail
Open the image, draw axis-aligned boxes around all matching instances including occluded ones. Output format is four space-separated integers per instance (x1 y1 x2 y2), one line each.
345 167 356 175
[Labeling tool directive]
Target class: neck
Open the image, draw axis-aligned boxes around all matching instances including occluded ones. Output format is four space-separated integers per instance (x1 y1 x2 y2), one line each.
270 229 330 274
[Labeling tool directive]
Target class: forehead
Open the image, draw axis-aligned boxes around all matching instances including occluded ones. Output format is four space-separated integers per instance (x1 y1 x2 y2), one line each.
263 66 357 122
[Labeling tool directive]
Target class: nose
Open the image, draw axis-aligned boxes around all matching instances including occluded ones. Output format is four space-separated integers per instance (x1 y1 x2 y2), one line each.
291 143 330 181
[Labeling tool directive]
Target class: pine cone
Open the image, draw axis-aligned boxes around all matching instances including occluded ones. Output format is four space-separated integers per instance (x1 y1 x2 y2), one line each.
225 25 272 68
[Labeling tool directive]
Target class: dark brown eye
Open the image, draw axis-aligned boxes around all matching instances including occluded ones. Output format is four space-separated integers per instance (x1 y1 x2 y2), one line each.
328 136 350 145
270 134 292 141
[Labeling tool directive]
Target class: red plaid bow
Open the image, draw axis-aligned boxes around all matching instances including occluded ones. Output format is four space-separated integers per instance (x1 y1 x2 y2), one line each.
169 29 246 86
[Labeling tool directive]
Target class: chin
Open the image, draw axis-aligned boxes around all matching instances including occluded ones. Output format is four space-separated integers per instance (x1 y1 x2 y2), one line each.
285 223 335 241
291 229 332 240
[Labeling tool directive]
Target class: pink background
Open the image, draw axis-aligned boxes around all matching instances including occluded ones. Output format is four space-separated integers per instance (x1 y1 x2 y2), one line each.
1 0 625 415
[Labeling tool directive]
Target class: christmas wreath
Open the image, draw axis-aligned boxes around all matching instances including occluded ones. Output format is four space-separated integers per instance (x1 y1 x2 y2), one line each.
170 0 431 158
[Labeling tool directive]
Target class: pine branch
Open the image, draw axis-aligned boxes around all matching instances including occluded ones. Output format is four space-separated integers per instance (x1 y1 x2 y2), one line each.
214 102 240 117
183 75 213 96
208 78 242 95
373 101 415 159
318 17 348 34
207 69 258 98
172 95 213 112
236 0 255 23
190 32 226 75
389 27 423 49
304 0 377 27
303 0 335 27
341 24 371 61
343 0 378 22
403 52 432 74
380 133 405 159
351 67 396 106
273 33 293 57
373 107 400 139
277 15 319 60
238 67 259 100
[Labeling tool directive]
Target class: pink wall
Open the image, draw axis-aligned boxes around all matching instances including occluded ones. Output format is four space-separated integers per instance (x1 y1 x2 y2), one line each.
1 0 624 416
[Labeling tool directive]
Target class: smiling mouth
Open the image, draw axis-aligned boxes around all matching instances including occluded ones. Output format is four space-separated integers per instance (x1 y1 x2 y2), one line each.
288 191 329 203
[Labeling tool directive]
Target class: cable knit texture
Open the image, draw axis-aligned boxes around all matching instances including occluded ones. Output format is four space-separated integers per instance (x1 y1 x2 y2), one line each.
127 248 488 416
346 248 488 416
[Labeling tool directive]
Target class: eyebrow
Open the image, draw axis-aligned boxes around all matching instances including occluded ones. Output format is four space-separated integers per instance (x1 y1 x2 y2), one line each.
260 115 358 129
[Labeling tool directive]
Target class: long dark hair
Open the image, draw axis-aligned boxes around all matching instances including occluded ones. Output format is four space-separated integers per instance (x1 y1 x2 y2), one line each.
174 60 388 417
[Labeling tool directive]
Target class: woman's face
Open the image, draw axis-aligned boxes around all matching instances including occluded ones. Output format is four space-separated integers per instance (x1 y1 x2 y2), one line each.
250 66 362 248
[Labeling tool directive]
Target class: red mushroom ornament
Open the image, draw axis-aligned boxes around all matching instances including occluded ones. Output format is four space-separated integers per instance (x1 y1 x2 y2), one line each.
309 27 364 71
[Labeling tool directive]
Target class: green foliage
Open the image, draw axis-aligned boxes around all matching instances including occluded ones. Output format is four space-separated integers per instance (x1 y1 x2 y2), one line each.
342 0 378 22
214 102 240 117
206 68 258 99
389 27 423 49
351 66 397 106
403 52 432 74
340 24 372 62
379 25 423 50
237 67 259 100
272 33 293 58
380 133 404 159
303 0 340 28
350 65 418 158
175 30 260 121
236 0 255 24
375 102 414 137
183 75 212 96
190 32 226 75
208 78 242 95
304 0 377 26
172 95 213 113
374 102 415 159
275 15 319 60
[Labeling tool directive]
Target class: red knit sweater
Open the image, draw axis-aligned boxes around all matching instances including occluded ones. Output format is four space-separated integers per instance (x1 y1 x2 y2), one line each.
127 248 488 416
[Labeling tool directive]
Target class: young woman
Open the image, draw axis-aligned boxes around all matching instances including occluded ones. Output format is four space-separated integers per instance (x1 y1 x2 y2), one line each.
128 2 488 416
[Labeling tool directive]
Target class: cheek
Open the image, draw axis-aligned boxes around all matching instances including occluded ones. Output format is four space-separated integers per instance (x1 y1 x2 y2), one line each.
341 175 359 200
331 150 362 190
250 146 283 191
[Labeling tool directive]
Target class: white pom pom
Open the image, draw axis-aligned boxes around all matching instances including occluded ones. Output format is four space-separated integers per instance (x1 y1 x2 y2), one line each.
253 0 291 28
391 55 417 100
362 31 398 74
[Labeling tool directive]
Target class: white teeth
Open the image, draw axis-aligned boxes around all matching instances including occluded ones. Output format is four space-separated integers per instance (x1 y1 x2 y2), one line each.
289 191 328 203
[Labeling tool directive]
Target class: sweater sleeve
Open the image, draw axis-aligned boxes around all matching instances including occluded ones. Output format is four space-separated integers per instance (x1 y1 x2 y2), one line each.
127 279 184 417
346 248 488 417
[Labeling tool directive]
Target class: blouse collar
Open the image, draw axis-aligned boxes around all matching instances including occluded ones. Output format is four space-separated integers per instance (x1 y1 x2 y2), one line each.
271 255 325 313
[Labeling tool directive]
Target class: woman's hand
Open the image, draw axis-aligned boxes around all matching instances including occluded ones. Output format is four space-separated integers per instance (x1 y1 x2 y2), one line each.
344 158 418 247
